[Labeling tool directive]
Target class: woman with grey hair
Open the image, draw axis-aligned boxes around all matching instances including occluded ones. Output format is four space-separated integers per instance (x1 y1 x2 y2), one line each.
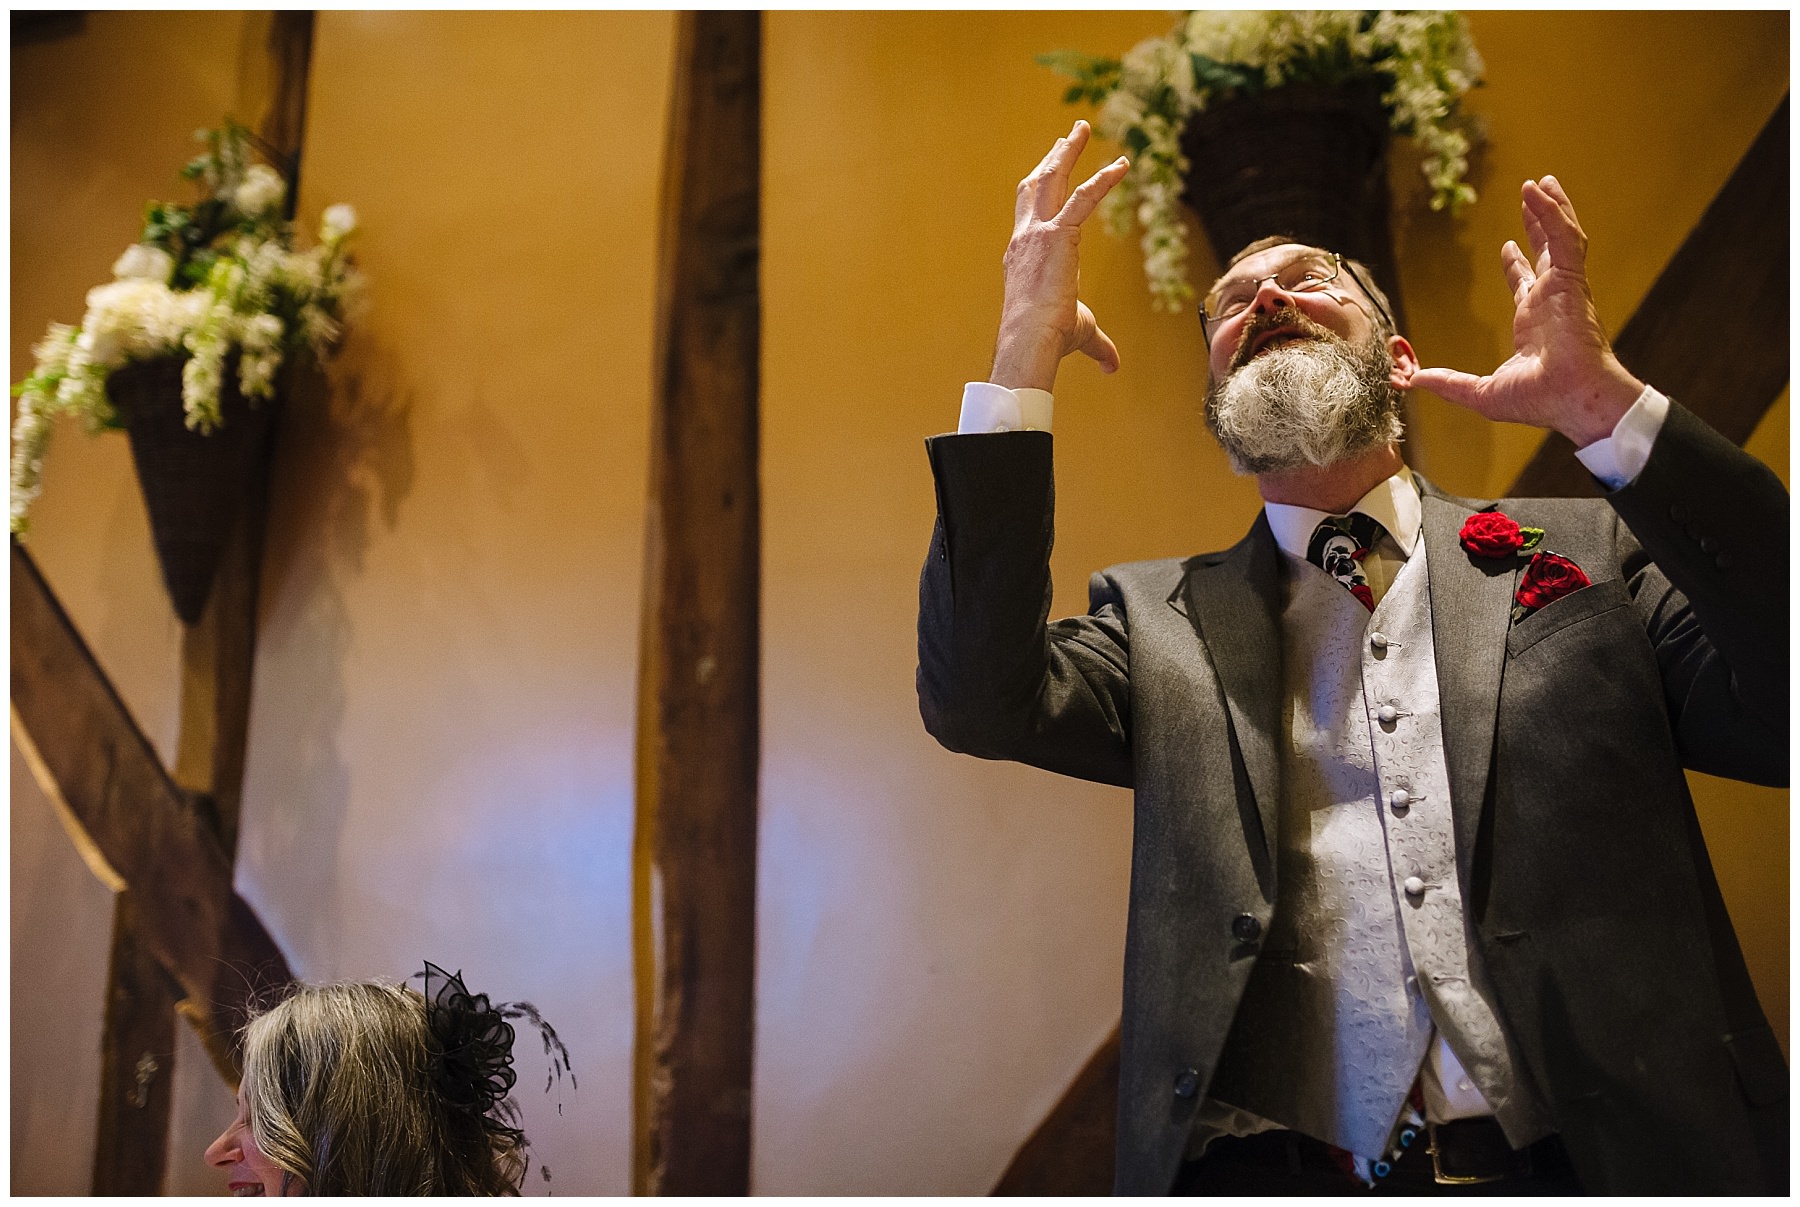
204 963 570 1195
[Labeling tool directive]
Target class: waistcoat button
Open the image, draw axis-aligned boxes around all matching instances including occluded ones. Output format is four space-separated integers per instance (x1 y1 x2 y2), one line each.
1173 1067 1200 1099
1231 914 1261 943
1403 875 1426 897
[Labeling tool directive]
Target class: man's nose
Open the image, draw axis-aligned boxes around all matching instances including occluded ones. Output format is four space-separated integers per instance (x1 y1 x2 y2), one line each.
1246 276 1299 317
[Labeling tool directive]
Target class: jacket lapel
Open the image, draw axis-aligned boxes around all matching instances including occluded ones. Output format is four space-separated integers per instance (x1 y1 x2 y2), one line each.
1182 513 1285 859
1418 481 1517 887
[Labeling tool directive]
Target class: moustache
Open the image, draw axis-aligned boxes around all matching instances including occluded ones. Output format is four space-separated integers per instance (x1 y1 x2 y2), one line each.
1228 309 1340 374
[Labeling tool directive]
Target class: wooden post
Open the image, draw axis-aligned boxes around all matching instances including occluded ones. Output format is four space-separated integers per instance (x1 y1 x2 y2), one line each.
632 10 762 1196
90 895 181 1196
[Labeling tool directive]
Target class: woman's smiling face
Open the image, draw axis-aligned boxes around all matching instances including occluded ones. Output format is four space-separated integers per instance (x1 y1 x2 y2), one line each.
204 1083 303 1197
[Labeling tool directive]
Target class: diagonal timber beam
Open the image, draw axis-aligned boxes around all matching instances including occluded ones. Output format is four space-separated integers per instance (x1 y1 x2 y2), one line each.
1509 94 1788 497
11 540 291 1075
993 1024 1120 1195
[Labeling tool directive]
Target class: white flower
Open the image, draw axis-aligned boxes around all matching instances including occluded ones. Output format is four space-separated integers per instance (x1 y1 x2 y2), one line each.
321 204 358 243
111 244 174 283
30 324 78 377
233 164 287 217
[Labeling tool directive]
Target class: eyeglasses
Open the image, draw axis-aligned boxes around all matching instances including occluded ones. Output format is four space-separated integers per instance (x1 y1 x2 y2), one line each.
1199 251 1392 345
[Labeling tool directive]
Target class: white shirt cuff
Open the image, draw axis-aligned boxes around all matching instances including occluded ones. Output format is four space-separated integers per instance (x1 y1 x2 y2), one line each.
1573 385 1669 489
958 382 1054 434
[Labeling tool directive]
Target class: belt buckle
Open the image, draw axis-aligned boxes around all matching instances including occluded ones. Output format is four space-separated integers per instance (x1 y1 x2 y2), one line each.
1426 1121 1508 1186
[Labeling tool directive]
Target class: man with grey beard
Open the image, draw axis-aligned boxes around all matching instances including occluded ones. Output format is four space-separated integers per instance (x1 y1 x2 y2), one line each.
917 121 1786 1196
1204 294 1404 474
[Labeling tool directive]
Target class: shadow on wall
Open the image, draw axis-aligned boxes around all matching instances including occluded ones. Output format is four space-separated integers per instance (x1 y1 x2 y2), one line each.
241 340 415 968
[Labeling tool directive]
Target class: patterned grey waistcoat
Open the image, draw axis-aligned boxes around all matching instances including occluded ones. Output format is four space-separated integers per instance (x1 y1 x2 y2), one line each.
1205 537 1543 1157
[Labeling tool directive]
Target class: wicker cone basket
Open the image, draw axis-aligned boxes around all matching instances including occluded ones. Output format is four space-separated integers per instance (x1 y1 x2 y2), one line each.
1180 80 1406 329
108 356 279 625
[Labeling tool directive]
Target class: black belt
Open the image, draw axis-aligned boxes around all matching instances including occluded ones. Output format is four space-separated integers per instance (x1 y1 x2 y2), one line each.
1190 1118 1570 1189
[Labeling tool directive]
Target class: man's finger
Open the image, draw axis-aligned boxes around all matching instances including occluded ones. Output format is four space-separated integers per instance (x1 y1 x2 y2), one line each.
1537 175 1582 229
1014 121 1085 226
1501 240 1534 305
1075 302 1120 374
1410 366 1487 410
1028 120 1091 220
1524 177 1588 273
1520 187 1551 274
1058 155 1130 227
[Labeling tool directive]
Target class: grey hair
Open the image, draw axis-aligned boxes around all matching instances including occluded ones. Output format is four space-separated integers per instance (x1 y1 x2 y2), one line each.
240 981 526 1195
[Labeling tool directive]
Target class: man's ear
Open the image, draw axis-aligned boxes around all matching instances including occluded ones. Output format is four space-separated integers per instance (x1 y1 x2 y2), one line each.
1386 334 1419 390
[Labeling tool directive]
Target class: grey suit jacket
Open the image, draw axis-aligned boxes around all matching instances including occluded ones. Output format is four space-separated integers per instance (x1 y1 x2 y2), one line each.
917 400 1787 1194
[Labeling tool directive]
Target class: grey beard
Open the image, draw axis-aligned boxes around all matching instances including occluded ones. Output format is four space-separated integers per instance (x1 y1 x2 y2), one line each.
1204 334 1404 474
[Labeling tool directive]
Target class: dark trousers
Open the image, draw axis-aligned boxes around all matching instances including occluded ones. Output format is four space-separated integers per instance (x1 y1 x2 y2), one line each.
1173 1127 1584 1196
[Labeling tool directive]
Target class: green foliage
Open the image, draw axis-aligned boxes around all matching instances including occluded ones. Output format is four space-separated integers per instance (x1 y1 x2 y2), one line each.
1188 54 1261 98
1035 50 1122 106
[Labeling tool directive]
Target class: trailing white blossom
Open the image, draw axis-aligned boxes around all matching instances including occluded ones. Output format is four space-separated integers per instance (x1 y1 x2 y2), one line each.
10 121 362 534
1044 10 1485 312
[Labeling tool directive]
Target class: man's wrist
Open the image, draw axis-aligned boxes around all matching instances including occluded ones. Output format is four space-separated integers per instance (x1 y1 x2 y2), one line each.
990 324 1065 392
1560 358 1648 448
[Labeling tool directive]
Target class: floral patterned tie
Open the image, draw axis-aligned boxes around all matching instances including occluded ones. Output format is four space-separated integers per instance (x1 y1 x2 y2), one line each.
1307 512 1387 612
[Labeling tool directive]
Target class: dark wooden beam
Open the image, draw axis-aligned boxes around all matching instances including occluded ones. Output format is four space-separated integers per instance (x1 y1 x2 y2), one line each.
90 895 180 1196
260 12 315 220
11 540 292 1070
172 381 279 853
1509 94 1788 497
632 10 761 1196
993 1025 1120 1195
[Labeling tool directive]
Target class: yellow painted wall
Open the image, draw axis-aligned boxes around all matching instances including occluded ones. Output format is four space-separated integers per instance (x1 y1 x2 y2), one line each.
11 10 1786 1196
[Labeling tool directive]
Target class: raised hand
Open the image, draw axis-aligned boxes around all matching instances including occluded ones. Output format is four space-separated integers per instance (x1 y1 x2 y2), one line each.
989 120 1131 392
1411 176 1645 447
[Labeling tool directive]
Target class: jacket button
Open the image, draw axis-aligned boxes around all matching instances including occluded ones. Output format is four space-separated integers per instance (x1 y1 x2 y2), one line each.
1668 504 1688 523
1173 1067 1200 1099
1231 914 1261 942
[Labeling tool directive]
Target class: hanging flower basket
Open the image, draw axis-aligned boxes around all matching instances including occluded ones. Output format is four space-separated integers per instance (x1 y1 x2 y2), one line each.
1039 11 1484 313
10 120 360 625
1179 79 1406 325
107 356 280 625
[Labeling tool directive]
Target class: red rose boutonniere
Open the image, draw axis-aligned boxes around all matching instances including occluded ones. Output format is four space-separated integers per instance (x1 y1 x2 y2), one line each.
1459 511 1544 558
1512 551 1591 622
1461 511 1590 622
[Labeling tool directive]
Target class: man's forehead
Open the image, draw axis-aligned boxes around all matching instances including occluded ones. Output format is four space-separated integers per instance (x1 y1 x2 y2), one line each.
1217 242 1330 284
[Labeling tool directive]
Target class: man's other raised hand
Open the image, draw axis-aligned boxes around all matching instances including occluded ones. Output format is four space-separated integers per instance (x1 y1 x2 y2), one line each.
990 121 1131 393
1411 176 1645 447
